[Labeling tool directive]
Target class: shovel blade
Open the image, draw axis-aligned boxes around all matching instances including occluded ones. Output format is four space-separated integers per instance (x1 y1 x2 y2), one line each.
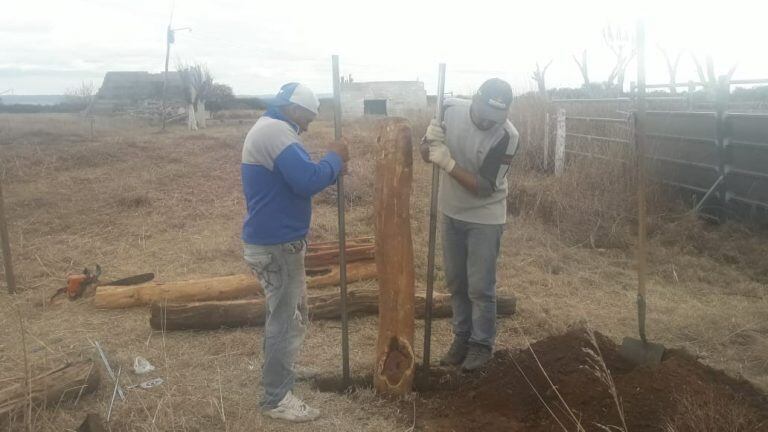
619 336 665 367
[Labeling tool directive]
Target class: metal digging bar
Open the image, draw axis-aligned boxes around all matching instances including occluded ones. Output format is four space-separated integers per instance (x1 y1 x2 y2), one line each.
423 63 446 369
332 54 350 387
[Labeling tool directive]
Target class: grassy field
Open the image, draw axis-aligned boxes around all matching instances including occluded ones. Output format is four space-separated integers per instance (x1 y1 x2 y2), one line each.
0 112 766 431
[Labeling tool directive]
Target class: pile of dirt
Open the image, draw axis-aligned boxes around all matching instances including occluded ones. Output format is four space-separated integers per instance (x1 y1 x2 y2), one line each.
417 328 768 431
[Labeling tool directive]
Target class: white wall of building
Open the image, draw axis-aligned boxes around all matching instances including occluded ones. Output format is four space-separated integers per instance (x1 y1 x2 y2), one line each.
340 81 427 118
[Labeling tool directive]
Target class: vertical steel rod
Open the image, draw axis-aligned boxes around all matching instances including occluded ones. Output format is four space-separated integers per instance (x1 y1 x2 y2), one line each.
332 54 350 386
635 20 649 343
423 63 446 369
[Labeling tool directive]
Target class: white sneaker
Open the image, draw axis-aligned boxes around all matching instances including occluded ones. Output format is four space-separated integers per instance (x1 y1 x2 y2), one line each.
263 391 320 423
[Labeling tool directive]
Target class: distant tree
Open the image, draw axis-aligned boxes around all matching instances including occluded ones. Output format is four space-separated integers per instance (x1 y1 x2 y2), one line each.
573 50 590 88
63 81 96 110
658 45 684 93
206 83 235 116
691 54 738 96
177 63 214 130
603 25 634 93
531 60 553 97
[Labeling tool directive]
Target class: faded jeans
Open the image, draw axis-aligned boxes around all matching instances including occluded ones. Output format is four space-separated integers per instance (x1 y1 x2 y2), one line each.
244 239 309 410
442 215 504 348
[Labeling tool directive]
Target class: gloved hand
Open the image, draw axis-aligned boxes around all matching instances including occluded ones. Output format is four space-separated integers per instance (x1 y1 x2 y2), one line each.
425 119 445 143
328 138 350 163
428 141 455 172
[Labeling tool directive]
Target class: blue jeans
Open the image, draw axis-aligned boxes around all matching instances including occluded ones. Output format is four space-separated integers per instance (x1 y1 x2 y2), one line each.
244 239 309 410
442 215 504 348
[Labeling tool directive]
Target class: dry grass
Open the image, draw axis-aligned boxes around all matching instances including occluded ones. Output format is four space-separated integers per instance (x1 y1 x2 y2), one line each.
0 110 766 431
664 389 766 432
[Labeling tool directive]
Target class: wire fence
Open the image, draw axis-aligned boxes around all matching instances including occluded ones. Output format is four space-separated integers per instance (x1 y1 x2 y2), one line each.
546 78 768 223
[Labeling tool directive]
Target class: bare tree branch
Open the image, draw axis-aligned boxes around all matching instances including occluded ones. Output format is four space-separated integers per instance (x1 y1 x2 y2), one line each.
573 50 589 87
531 60 553 96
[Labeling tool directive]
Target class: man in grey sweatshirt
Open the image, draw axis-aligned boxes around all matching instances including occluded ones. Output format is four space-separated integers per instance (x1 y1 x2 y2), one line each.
420 78 519 371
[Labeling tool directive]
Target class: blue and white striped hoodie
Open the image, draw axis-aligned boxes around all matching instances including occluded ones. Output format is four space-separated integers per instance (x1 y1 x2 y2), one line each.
241 107 343 245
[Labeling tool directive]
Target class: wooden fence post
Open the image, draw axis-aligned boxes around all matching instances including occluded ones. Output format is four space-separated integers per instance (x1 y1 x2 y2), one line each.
687 81 696 111
0 180 17 294
714 75 730 221
555 108 566 176
543 111 550 171
373 118 415 396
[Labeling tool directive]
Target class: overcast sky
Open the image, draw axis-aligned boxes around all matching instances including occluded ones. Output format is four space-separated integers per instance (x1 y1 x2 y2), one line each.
2 0 766 96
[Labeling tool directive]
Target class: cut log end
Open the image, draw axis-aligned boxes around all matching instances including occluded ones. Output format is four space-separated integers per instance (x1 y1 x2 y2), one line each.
0 361 99 419
379 336 415 389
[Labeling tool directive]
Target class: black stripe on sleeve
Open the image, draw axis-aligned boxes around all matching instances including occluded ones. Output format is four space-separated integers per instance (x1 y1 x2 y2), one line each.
477 130 511 191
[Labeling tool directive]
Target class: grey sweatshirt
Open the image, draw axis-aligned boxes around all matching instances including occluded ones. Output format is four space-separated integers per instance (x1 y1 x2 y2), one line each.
438 98 519 225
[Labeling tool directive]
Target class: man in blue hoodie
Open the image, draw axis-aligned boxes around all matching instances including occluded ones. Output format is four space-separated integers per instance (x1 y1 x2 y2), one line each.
241 83 349 423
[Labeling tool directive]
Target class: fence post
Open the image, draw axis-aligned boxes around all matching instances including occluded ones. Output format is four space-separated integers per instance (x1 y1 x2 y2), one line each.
543 111 550 171
714 75 730 221
687 81 696 111
0 180 16 294
554 108 566 176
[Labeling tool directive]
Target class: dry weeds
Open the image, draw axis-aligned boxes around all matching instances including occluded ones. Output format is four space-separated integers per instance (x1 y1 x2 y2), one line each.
0 110 766 431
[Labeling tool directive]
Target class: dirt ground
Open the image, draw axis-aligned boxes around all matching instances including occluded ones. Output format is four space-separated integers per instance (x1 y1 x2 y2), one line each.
416 328 768 431
0 113 767 431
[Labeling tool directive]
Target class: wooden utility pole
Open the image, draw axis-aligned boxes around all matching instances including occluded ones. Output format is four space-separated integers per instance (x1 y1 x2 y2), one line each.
160 26 173 131
373 118 415 396
0 180 16 294
160 23 190 130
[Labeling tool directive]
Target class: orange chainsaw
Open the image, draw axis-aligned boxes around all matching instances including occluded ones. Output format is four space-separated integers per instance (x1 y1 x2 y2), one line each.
51 265 154 301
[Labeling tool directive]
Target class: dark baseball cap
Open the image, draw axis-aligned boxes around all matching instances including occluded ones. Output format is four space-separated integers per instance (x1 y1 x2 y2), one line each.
473 78 513 122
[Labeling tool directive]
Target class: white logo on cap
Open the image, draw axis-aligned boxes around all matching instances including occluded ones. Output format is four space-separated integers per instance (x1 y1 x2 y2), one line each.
488 98 507 109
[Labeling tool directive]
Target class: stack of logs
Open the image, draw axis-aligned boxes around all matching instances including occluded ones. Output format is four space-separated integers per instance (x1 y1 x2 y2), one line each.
91 238 517 333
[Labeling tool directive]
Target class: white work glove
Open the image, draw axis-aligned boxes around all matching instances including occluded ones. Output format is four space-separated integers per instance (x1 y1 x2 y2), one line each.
428 141 455 172
425 119 445 143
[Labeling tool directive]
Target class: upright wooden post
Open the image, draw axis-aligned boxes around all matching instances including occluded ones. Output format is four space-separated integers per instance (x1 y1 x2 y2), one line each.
714 75 730 222
373 118 415 396
0 180 16 294
554 108 566 176
543 111 550 171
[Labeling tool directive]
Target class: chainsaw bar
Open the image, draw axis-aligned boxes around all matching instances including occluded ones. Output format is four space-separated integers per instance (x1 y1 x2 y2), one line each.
103 273 155 286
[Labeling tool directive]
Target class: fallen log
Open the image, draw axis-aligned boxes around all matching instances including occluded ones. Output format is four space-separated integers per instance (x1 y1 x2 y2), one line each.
0 361 99 418
94 260 378 309
373 118 415 396
94 274 261 309
305 260 377 286
305 245 375 270
148 289 517 330
306 236 374 252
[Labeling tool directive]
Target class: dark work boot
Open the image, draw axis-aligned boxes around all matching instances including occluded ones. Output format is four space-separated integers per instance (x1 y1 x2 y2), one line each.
440 337 470 366
461 343 492 371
